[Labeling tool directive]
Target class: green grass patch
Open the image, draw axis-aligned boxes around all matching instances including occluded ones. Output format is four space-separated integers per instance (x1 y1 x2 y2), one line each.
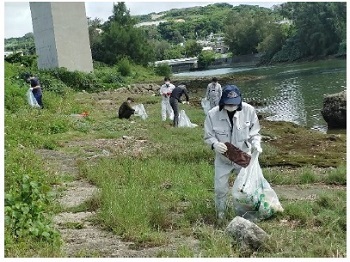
5 61 346 257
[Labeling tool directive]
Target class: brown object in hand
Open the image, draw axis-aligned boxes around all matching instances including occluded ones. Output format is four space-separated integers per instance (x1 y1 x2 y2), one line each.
223 142 251 168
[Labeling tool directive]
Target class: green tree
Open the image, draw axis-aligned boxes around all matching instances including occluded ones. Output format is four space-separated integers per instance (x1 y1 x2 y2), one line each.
224 8 276 55
279 2 346 58
150 40 172 61
257 22 288 64
197 50 215 69
92 2 155 66
158 22 184 44
184 40 202 57
164 45 185 59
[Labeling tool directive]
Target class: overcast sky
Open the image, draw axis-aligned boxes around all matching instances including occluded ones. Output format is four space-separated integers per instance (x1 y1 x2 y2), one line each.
3 1 283 39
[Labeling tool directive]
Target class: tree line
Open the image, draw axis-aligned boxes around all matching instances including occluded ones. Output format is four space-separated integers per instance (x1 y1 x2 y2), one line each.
5 2 346 67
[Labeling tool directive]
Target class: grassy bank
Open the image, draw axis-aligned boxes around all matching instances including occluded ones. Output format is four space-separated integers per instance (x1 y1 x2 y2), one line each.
4 63 346 257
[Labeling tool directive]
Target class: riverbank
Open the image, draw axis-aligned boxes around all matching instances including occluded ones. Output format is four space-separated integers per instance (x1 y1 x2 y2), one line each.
5 60 346 257
44 90 347 257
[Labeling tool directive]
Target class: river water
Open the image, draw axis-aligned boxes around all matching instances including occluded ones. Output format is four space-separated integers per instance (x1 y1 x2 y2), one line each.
175 59 346 133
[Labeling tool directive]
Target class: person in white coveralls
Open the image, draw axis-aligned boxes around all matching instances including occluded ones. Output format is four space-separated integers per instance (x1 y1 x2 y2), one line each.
204 84 262 222
159 77 175 121
206 77 222 109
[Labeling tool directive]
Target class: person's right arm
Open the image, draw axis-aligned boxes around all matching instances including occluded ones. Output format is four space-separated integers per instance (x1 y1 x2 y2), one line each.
126 103 135 113
160 85 170 97
204 113 227 153
204 113 218 147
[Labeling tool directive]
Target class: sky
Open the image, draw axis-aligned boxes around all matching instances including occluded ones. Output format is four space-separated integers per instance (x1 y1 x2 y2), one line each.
3 1 283 39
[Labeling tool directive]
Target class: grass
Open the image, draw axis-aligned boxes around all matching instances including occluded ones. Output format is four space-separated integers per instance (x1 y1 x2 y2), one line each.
5 63 346 257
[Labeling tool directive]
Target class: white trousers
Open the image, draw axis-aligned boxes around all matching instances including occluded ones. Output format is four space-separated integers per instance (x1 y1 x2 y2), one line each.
214 157 242 215
161 98 174 121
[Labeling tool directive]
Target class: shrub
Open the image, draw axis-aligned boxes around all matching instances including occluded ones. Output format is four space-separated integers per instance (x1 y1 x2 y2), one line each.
154 63 172 77
117 57 132 77
198 51 215 69
4 80 27 113
5 54 37 68
5 174 59 242
336 41 346 57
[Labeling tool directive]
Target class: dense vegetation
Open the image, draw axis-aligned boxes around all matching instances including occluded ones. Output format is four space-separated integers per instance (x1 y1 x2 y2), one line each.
3 2 347 256
4 59 346 257
5 2 346 66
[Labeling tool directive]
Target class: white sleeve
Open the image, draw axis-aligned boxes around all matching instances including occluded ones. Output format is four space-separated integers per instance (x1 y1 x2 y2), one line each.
206 84 211 98
248 108 261 145
204 113 219 147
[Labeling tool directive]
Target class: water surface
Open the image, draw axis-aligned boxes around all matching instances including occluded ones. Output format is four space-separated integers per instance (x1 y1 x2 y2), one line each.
176 59 346 132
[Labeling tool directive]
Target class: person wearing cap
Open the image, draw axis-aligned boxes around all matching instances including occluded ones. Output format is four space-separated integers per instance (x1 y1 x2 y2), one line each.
169 84 190 127
118 97 135 119
204 85 262 222
159 77 175 121
206 77 222 109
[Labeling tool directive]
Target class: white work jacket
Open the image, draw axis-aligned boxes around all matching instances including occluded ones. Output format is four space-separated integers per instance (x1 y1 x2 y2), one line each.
206 83 222 100
204 102 261 165
160 84 175 100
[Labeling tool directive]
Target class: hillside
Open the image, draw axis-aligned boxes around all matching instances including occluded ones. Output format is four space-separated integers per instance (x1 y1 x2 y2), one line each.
5 3 275 53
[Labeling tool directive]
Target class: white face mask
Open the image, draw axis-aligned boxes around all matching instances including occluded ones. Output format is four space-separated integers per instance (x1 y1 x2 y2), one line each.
224 105 238 112
165 81 170 85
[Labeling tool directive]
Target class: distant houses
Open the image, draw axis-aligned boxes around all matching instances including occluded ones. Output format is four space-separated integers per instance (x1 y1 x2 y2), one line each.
4 51 23 57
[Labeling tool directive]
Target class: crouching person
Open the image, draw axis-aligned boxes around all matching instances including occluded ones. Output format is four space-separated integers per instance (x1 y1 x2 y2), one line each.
118 97 135 119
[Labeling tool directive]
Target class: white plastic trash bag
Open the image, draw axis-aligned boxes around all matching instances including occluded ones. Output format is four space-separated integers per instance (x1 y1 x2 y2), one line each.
232 151 283 221
178 110 198 128
132 104 148 120
201 97 211 115
26 88 40 108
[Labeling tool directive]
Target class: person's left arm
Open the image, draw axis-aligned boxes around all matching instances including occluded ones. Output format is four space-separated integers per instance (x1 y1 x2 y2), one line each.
183 88 189 102
30 78 41 89
247 108 262 151
218 84 222 98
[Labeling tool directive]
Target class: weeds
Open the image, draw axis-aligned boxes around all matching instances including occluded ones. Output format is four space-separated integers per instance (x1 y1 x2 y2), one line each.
4 61 346 257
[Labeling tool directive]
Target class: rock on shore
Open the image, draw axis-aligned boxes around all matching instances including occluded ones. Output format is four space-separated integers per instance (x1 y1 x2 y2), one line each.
321 90 346 128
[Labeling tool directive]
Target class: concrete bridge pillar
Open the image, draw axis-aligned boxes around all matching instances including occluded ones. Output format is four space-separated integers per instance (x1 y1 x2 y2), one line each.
30 2 93 72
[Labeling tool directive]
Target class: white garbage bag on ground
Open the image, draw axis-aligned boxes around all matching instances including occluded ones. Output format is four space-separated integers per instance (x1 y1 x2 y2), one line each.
201 97 211 115
132 104 148 120
26 88 40 108
178 110 198 128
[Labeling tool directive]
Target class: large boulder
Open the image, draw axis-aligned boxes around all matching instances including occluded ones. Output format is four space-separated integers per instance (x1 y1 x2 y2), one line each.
321 90 346 128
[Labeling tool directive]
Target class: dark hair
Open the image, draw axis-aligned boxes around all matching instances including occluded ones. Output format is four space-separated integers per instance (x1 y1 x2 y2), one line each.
164 77 170 81
212 77 218 82
127 97 134 102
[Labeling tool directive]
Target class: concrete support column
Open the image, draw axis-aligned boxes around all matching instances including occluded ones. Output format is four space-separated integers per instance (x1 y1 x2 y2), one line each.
30 2 93 72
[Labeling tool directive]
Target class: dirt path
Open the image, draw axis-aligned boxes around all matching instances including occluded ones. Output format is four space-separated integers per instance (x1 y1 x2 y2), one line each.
38 145 201 257
37 143 346 257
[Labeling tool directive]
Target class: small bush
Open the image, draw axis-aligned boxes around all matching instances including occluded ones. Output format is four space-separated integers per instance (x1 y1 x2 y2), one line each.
197 51 215 69
117 57 132 77
154 63 172 77
325 165 346 185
